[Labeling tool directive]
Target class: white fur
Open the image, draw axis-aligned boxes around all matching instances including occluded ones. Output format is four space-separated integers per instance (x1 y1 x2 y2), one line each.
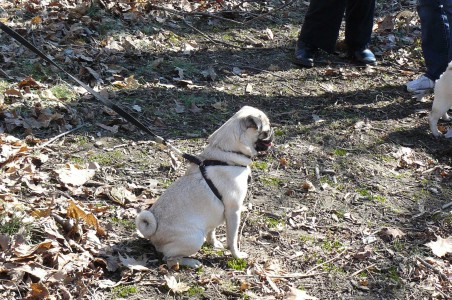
429 61 452 137
135 106 272 267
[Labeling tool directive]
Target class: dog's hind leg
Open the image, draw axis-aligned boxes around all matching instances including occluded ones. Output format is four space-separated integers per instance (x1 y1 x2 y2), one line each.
162 230 205 268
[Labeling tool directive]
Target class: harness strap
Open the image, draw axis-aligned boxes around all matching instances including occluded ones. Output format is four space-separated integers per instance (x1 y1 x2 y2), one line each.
182 153 247 202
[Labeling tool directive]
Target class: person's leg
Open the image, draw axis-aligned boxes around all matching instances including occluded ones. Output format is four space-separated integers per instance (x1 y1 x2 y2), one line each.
407 0 452 92
298 0 346 53
344 0 376 50
418 0 452 80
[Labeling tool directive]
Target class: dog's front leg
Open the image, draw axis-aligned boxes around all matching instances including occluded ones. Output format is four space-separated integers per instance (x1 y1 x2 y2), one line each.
225 209 248 259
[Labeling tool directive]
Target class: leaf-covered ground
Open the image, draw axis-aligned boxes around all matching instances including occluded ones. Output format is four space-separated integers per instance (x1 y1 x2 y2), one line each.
1 0 452 299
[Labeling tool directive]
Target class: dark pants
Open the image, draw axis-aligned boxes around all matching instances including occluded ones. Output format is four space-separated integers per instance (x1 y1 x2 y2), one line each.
418 0 452 80
298 0 375 53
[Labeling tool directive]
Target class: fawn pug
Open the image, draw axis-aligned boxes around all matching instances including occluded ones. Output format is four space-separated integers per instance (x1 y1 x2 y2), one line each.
136 106 273 267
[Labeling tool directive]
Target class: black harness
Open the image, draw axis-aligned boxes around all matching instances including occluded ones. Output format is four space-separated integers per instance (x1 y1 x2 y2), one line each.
182 153 248 202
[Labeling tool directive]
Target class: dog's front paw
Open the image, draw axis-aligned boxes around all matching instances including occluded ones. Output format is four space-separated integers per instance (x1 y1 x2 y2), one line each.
180 258 202 268
232 251 248 259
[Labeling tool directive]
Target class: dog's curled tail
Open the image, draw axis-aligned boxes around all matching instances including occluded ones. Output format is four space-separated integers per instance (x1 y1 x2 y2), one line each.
136 210 157 238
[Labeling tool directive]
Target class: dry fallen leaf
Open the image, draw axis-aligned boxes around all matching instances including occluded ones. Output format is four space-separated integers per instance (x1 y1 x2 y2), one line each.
425 236 452 257
27 282 50 299
164 275 190 294
301 180 316 192
378 227 406 241
54 164 95 186
66 200 105 236
118 253 149 271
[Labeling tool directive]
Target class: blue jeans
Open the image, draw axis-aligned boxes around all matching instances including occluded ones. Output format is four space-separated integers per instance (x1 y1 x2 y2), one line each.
418 0 452 80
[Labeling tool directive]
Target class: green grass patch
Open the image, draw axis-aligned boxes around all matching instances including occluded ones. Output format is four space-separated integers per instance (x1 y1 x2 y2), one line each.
187 286 205 297
110 217 135 230
227 258 247 271
321 239 344 252
0 80 9 94
50 84 78 101
316 259 345 273
385 266 401 283
356 188 386 203
333 148 347 156
251 161 268 171
111 285 137 298
264 216 284 229
87 150 124 166
0 214 24 235
260 176 282 187
201 244 224 256
299 234 315 243
274 128 285 137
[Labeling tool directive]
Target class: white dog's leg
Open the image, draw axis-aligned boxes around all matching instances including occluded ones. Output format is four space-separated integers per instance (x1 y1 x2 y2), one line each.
162 231 205 268
206 229 224 249
225 210 248 259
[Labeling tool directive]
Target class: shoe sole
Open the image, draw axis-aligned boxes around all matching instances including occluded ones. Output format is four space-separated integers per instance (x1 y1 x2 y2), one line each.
293 59 314 68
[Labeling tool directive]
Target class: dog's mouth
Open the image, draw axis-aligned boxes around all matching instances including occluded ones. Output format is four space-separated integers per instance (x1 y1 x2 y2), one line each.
255 139 272 152
255 130 273 152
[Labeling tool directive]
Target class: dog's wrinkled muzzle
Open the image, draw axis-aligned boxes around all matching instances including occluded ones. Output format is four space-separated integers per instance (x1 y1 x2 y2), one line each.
255 129 274 152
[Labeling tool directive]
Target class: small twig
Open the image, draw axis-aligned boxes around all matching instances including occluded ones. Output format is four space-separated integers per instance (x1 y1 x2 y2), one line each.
34 124 85 150
266 271 328 279
182 19 243 49
442 201 452 210
305 248 348 274
416 256 448 281
349 263 376 277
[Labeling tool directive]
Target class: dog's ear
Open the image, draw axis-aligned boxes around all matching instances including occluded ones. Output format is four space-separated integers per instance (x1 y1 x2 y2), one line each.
243 115 262 131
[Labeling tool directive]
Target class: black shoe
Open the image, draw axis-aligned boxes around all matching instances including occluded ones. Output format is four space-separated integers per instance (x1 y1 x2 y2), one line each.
294 41 316 67
350 48 376 64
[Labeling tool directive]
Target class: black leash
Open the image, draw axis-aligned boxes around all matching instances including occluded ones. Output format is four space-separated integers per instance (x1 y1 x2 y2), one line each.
0 21 244 202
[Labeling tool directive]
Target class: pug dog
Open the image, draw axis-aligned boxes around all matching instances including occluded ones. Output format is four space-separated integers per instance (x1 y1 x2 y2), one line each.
429 61 452 137
136 106 273 268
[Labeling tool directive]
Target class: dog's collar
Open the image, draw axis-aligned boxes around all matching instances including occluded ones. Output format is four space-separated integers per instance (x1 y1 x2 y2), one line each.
182 153 247 202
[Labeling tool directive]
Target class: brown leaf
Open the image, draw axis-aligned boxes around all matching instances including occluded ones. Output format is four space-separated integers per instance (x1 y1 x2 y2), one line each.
18 77 41 89
14 240 55 258
28 282 50 299
0 234 10 251
31 16 43 25
301 180 316 192
66 200 105 236
4 88 23 98
378 227 405 241
353 245 373 260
